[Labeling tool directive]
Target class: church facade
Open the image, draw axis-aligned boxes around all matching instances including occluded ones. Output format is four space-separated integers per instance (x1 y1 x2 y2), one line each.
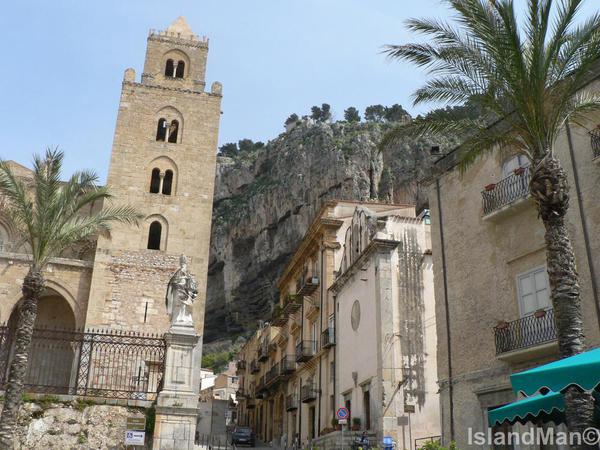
0 17 221 339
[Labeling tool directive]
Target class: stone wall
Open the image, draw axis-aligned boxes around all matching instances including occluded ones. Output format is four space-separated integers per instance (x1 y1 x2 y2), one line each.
2 398 148 450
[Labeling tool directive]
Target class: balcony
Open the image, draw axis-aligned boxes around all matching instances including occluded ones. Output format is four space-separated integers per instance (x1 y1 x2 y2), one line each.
481 166 532 219
247 398 256 409
236 387 245 398
282 294 302 316
250 360 260 374
257 378 267 395
285 395 298 411
321 328 335 349
279 356 296 375
237 360 247 371
494 309 558 362
300 383 318 403
295 341 316 363
265 363 280 386
591 130 600 160
297 274 319 296
271 305 288 327
258 340 269 362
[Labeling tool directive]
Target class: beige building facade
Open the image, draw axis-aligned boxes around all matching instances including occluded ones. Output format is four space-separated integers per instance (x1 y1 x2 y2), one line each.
332 208 440 449
428 78 600 447
235 201 441 448
0 17 221 336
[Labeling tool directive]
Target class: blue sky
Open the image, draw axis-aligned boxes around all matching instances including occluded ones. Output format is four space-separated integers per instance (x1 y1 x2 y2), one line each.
0 0 597 181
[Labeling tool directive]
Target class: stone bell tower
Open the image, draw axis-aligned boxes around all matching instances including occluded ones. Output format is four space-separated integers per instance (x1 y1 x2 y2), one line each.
85 17 222 337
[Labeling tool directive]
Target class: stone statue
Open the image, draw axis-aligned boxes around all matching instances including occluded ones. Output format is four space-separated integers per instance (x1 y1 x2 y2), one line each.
165 255 198 326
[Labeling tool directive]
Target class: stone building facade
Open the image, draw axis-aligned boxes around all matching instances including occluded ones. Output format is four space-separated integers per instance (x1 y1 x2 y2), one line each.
235 201 440 448
0 16 221 372
428 77 600 446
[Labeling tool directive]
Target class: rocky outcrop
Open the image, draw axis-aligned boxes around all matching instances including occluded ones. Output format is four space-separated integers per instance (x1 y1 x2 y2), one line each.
3 399 148 449
204 120 455 346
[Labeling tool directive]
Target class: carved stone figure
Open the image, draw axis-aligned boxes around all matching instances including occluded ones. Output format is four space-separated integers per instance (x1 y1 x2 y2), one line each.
165 255 198 326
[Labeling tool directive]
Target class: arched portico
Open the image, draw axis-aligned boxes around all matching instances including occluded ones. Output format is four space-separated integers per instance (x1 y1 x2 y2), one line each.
5 290 77 393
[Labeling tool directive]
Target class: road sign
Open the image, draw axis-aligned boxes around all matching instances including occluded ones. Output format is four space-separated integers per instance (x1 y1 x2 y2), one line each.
126 417 146 431
125 430 145 446
336 407 349 420
404 404 415 413
338 419 348 425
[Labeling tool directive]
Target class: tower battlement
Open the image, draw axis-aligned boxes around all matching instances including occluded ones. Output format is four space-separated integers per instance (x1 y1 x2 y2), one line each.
148 29 209 48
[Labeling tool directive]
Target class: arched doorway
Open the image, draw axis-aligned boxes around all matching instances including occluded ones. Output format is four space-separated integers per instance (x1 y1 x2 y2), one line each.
5 290 77 393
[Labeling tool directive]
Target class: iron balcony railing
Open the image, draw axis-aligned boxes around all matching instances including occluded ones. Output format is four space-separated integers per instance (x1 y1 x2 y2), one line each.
591 130 600 159
258 339 269 362
250 360 260 373
286 394 298 411
247 398 256 409
279 355 296 375
237 360 247 371
295 341 316 363
300 383 318 403
265 363 280 385
494 309 557 355
236 387 245 398
321 328 335 348
482 166 531 215
296 274 319 296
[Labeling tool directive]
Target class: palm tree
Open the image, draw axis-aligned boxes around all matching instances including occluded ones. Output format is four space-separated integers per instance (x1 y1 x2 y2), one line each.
382 0 600 438
0 149 141 447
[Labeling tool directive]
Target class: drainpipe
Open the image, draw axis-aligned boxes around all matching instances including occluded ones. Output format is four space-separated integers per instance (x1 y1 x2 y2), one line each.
317 246 325 437
298 379 303 445
565 121 600 329
436 178 454 441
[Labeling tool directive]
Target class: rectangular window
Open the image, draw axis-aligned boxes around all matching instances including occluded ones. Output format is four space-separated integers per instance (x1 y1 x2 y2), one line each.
517 266 550 316
363 386 371 430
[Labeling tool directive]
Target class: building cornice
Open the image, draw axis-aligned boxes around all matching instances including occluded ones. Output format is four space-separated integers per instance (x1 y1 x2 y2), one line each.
0 252 94 269
329 238 399 294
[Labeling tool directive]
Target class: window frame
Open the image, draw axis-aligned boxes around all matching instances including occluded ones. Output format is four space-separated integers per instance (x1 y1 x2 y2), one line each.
516 265 551 317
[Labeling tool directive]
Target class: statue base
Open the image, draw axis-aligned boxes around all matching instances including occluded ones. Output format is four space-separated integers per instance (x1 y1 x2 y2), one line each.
153 324 202 450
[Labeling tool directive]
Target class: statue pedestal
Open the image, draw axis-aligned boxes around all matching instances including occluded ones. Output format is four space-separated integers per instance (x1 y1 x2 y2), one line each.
153 324 202 450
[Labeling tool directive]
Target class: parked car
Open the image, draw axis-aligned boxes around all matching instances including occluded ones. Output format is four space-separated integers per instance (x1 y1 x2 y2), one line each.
231 426 255 447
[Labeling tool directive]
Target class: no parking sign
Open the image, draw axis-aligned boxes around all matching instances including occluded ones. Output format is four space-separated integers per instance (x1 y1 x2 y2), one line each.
336 407 349 422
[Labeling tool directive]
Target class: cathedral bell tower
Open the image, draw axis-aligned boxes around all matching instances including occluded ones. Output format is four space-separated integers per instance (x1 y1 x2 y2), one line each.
85 17 222 336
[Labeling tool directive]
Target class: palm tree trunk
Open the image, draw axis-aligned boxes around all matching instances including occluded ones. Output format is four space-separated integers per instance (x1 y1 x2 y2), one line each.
0 269 44 449
531 156 595 446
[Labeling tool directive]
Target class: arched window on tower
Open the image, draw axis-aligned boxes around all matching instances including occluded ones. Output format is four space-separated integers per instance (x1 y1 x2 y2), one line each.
147 221 162 250
156 118 167 141
168 120 179 143
162 170 174 195
165 59 174 77
149 168 161 194
175 60 185 78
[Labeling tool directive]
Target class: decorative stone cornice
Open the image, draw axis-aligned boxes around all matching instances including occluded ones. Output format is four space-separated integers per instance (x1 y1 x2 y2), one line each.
123 80 222 98
329 238 399 294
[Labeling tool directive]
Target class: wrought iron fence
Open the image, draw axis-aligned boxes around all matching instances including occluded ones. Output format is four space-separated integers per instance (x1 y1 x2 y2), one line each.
591 130 600 159
295 340 316 363
0 326 165 400
481 166 531 215
494 309 557 355
300 383 318 403
321 328 335 348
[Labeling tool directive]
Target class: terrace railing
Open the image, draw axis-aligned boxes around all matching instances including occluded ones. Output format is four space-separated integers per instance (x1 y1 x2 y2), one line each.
494 309 557 355
482 167 531 216
0 326 165 400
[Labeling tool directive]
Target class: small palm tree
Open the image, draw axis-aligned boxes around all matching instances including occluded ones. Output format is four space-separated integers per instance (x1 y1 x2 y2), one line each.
0 149 141 447
383 0 600 437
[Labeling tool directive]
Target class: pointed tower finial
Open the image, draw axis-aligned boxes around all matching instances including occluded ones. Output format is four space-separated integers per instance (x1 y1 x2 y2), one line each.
166 16 195 38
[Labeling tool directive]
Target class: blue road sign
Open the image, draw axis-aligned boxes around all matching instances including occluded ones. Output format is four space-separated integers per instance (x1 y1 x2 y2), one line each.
336 407 349 420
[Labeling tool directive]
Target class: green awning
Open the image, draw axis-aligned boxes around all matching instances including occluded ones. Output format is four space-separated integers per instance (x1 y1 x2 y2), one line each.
511 347 600 396
488 392 565 426
489 392 600 427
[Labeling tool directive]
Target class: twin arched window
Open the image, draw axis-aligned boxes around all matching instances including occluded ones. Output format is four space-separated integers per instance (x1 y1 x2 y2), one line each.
164 59 186 79
149 168 174 195
156 118 179 143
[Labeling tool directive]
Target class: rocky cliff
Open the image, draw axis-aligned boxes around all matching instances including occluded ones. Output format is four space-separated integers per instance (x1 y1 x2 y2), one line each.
204 120 453 347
